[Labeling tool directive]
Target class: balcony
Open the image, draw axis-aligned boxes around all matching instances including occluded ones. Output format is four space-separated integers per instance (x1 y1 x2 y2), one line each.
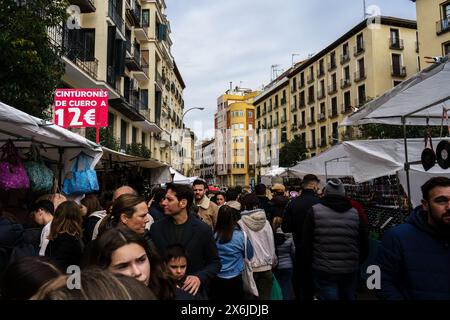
436 18 450 35
307 95 315 105
341 103 353 114
389 38 404 50
355 98 367 108
125 43 142 71
354 42 365 56
341 78 351 89
126 0 141 27
68 0 95 13
299 98 306 109
107 0 125 39
354 69 366 82
155 71 164 90
292 123 298 131
317 89 326 100
160 131 171 146
299 121 306 129
340 53 350 65
317 68 325 78
328 61 337 71
318 112 326 122
329 107 339 118
298 81 305 90
391 65 407 78
134 24 150 42
132 57 149 81
47 26 98 80
307 140 316 149
307 73 315 84
307 116 315 125
328 84 338 95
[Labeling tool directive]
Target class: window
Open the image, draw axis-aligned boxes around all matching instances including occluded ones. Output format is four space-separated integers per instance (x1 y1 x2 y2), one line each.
343 42 349 56
330 51 336 68
300 72 305 87
331 97 337 115
248 124 253 130
120 119 128 149
443 2 450 19
390 28 400 44
248 111 253 118
394 81 402 87
142 9 150 28
392 53 402 74
344 66 350 80
140 89 148 109
356 33 364 51
239 123 244 129
132 127 137 144
444 41 450 55
311 129 316 148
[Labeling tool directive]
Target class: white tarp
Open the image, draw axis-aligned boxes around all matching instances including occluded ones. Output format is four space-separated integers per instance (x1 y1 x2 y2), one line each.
0 101 103 174
169 167 197 185
341 57 450 126
290 138 450 207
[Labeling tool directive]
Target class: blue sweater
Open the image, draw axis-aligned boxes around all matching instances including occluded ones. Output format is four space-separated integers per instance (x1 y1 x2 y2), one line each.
215 229 254 279
376 206 450 300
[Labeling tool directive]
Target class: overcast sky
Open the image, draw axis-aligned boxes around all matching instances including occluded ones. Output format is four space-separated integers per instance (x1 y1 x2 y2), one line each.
165 0 416 140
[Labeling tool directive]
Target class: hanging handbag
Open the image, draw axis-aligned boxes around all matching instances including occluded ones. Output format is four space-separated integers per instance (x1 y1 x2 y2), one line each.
436 108 450 169
0 140 30 190
421 123 436 171
242 230 259 297
62 152 99 195
24 144 54 192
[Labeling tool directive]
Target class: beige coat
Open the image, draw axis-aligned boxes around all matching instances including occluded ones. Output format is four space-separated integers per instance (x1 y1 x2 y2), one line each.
195 196 218 229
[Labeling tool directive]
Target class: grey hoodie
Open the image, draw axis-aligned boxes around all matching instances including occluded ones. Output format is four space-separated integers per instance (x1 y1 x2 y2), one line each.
238 209 278 272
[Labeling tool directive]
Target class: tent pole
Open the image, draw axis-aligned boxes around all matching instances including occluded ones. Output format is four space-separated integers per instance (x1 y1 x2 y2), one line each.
58 147 64 189
402 117 412 205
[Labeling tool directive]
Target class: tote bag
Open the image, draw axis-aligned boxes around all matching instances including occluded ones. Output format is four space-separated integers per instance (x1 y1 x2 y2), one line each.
24 144 53 192
242 230 259 297
0 140 30 190
62 152 99 195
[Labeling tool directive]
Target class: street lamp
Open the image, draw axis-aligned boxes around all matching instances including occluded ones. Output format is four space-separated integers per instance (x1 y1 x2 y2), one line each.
182 107 205 122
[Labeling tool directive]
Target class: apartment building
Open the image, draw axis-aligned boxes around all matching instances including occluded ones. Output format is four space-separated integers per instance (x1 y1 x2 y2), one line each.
255 16 418 167
194 139 216 185
412 0 450 68
49 0 184 166
215 89 259 187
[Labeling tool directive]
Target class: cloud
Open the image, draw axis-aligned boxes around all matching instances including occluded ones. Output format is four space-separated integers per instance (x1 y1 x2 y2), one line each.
165 0 416 139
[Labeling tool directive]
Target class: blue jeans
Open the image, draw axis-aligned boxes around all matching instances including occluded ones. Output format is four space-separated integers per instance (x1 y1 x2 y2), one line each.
313 270 358 300
274 268 295 300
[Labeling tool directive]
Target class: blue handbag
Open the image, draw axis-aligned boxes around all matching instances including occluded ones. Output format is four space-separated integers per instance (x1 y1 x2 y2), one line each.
62 152 99 195
24 144 54 192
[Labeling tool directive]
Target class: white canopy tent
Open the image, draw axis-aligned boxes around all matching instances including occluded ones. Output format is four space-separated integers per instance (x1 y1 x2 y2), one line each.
169 167 198 185
0 101 103 184
290 139 450 207
260 166 296 185
340 56 450 199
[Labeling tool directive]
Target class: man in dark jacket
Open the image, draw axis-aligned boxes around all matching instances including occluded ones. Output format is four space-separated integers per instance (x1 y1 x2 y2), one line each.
282 174 321 300
255 183 277 222
149 183 221 298
376 177 450 300
302 178 368 300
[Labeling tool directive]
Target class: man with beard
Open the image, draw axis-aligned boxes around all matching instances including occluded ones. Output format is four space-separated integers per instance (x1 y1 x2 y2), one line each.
193 180 218 229
376 177 450 300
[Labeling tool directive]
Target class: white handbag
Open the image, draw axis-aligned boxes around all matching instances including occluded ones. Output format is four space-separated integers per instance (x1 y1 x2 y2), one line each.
242 230 259 297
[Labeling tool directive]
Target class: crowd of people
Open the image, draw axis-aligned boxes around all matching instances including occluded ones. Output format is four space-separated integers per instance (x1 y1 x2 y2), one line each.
0 175 449 300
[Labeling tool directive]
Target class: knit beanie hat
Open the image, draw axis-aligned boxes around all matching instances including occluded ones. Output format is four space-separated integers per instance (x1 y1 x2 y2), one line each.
325 178 345 197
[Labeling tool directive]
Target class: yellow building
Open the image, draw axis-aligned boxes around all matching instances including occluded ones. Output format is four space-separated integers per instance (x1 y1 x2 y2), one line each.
412 0 450 68
50 0 184 167
256 16 418 173
215 89 259 187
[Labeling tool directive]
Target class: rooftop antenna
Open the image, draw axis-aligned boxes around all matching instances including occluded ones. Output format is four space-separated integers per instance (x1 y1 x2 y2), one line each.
363 0 368 19
291 53 301 66
271 64 281 82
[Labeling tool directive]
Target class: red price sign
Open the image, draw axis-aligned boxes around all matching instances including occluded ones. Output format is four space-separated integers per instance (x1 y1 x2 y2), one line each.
54 89 108 128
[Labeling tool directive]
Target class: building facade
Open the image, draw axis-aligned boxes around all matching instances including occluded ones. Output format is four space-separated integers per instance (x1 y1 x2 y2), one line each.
215 89 259 187
412 0 450 68
50 0 185 167
194 139 216 185
255 16 418 175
